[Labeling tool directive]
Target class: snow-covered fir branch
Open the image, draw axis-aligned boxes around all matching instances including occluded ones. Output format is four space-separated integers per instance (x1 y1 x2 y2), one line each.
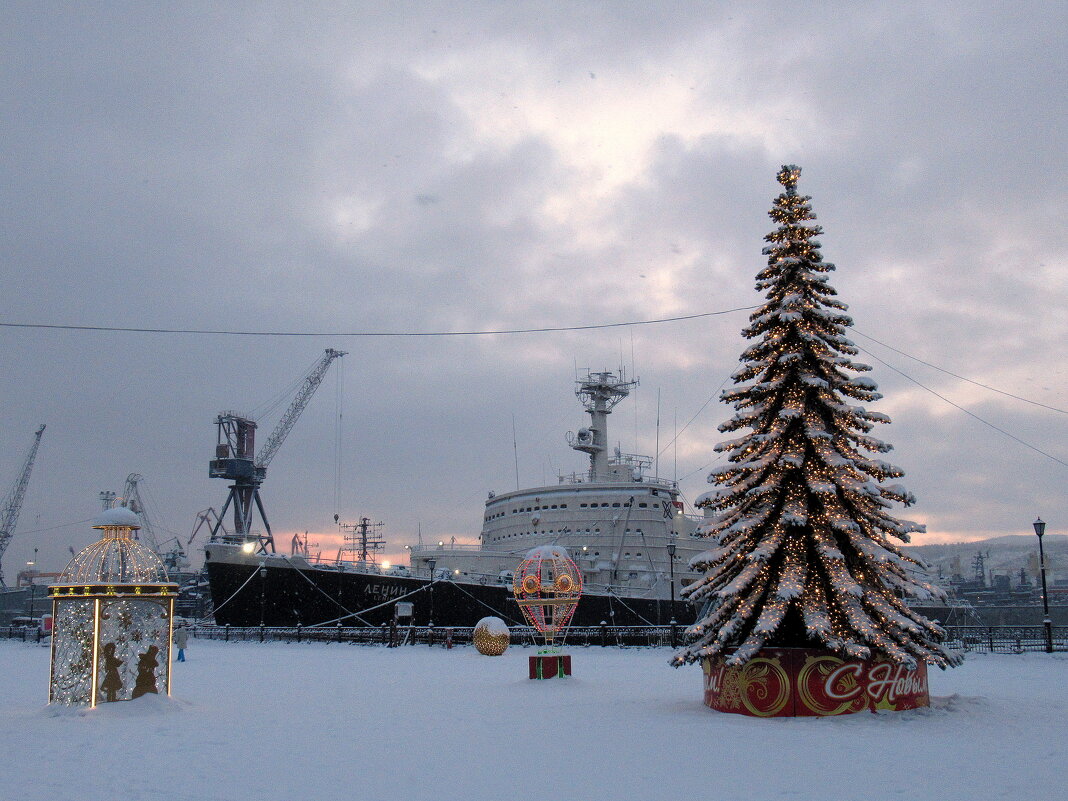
673 165 961 671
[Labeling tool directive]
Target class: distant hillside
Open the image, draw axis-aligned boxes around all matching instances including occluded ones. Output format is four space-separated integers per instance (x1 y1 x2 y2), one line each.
905 534 1068 584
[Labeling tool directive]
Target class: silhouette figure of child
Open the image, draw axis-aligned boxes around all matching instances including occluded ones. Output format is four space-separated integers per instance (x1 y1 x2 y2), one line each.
132 645 160 698
100 643 124 702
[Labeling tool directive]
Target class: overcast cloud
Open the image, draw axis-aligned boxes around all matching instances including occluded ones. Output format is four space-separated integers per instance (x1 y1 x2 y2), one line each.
2 2 1066 574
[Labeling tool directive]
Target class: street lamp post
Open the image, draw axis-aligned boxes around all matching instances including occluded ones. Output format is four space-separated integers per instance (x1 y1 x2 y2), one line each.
1033 518 1054 653
27 546 39 620
667 541 677 648
259 564 268 631
427 558 436 631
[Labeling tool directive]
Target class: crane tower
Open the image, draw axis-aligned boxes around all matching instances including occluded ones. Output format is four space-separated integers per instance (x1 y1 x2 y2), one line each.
120 473 162 553
0 424 46 587
208 349 345 554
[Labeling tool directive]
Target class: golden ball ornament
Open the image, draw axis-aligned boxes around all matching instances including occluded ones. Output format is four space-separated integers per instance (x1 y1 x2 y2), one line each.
473 616 510 656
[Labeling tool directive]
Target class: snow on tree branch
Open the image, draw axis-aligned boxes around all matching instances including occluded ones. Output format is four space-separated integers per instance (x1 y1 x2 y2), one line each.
673 165 961 671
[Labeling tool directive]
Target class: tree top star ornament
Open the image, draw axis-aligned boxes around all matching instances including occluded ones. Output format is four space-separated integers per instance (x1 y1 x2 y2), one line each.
673 165 960 671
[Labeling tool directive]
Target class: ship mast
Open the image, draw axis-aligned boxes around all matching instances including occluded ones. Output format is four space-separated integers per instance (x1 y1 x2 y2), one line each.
341 517 384 564
568 370 637 482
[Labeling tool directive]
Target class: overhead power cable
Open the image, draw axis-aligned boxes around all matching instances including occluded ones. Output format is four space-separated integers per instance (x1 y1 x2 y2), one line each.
655 372 733 463
0 306 758 338
858 347 1068 471
668 330 1068 486
853 329 1068 416
678 345 1068 484
12 518 94 536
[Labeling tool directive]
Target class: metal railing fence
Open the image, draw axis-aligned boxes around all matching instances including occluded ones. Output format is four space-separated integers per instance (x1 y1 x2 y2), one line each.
4 622 1063 653
183 622 678 647
0 625 47 643
942 625 1065 654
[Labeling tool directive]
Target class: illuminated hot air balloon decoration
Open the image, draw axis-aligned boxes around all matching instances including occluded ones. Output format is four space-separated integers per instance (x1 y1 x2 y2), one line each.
512 546 582 647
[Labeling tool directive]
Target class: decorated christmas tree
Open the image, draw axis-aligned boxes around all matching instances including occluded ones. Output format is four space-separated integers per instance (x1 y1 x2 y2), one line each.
674 165 960 671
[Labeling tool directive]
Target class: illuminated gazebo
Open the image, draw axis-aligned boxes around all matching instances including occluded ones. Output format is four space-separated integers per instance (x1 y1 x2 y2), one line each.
48 507 178 706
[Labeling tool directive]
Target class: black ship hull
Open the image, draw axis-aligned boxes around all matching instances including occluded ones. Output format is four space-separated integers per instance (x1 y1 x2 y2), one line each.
206 558 697 629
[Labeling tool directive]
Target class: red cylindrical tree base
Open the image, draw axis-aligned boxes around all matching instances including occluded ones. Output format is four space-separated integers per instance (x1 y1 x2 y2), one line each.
700 648 930 717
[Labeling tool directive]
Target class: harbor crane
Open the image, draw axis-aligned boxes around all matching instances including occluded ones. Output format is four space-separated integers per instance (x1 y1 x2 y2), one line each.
208 349 346 554
189 507 225 549
0 424 46 587
119 473 162 553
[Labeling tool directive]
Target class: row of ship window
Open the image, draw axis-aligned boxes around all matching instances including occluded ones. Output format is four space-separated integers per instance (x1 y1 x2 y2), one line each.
486 500 659 521
486 529 645 545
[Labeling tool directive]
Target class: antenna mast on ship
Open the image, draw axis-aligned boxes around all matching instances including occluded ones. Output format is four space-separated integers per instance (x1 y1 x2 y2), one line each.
567 370 638 482
341 517 384 564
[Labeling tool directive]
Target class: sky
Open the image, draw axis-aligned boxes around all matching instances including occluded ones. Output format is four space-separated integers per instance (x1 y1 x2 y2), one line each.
2 2 1066 576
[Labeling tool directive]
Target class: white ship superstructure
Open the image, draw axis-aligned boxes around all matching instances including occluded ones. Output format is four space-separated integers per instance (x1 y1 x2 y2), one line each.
408 371 707 601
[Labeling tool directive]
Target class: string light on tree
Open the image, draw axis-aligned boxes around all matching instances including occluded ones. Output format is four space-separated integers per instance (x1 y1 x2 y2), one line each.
673 166 961 685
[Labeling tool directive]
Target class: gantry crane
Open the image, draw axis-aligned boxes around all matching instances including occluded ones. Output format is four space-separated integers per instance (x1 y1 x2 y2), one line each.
189 507 225 549
119 473 162 553
0 424 46 587
208 349 346 554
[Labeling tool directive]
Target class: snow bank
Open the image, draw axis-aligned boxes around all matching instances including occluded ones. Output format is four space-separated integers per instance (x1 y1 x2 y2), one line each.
2 640 1065 801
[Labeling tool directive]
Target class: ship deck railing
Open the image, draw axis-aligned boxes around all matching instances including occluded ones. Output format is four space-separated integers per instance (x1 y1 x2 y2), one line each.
409 542 486 553
555 471 680 488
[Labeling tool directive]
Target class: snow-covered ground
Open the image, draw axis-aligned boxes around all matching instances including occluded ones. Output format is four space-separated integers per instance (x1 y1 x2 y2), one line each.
3 639 1065 801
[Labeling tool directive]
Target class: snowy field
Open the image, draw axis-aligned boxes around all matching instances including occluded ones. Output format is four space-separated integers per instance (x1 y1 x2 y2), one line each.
2 639 1065 801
